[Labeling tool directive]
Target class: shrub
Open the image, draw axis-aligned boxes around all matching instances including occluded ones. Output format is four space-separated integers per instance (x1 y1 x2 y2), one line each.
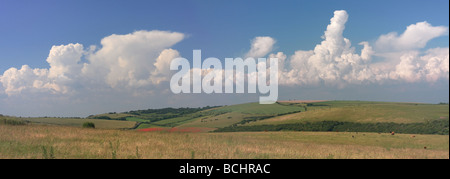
92 116 111 120
82 122 95 129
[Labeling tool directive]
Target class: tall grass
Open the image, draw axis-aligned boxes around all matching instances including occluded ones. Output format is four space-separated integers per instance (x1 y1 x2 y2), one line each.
42 146 55 159
0 125 448 159
109 140 120 159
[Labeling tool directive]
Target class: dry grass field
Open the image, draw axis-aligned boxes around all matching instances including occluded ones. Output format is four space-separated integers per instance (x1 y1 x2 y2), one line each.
1 124 448 159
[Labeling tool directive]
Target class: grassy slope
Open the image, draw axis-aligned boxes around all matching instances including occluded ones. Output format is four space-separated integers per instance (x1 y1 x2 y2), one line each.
243 101 449 126
89 113 133 119
212 102 304 114
133 107 223 129
2 101 447 131
179 102 304 128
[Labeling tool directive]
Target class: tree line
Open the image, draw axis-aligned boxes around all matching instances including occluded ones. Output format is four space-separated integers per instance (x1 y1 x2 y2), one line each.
215 120 449 135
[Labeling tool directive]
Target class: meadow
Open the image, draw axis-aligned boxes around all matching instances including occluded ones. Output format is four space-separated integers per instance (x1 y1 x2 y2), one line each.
0 125 448 159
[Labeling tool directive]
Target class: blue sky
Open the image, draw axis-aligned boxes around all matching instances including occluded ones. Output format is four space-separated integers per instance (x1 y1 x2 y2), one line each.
1 0 448 71
0 0 448 116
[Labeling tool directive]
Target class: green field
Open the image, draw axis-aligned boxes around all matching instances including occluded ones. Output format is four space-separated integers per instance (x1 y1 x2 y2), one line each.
1 116 136 129
0 100 448 159
212 102 304 114
240 101 448 126
179 102 303 128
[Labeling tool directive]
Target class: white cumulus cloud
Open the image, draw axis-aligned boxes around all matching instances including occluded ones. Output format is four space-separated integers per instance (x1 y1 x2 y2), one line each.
275 10 449 87
389 47 449 83
83 30 184 89
245 36 276 58
278 10 377 87
375 21 448 52
0 30 185 96
152 48 181 84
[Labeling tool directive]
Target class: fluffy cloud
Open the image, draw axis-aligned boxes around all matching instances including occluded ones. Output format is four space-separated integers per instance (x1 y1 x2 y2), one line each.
275 10 448 87
373 21 449 83
421 47 450 82
0 43 86 95
152 49 181 84
245 36 276 58
1 11 448 96
276 10 378 86
389 48 449 83
82 30 184 89
375 22 448 52
0 30 184 96
2 11 446 97
46 43 84 80
1 65 50 95
389 51 423 83
132 10 448 94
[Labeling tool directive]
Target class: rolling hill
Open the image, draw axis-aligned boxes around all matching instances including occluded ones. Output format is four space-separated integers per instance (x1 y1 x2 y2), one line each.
2 100 448 134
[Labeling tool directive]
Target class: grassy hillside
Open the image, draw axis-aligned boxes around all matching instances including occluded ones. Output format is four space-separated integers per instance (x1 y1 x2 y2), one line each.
212 101 449 134
243 101 448 125
78 101 449 134
178 102 303 128
212 102 304 114
3 100 447 134
1 124 448 159
89 106 221 129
